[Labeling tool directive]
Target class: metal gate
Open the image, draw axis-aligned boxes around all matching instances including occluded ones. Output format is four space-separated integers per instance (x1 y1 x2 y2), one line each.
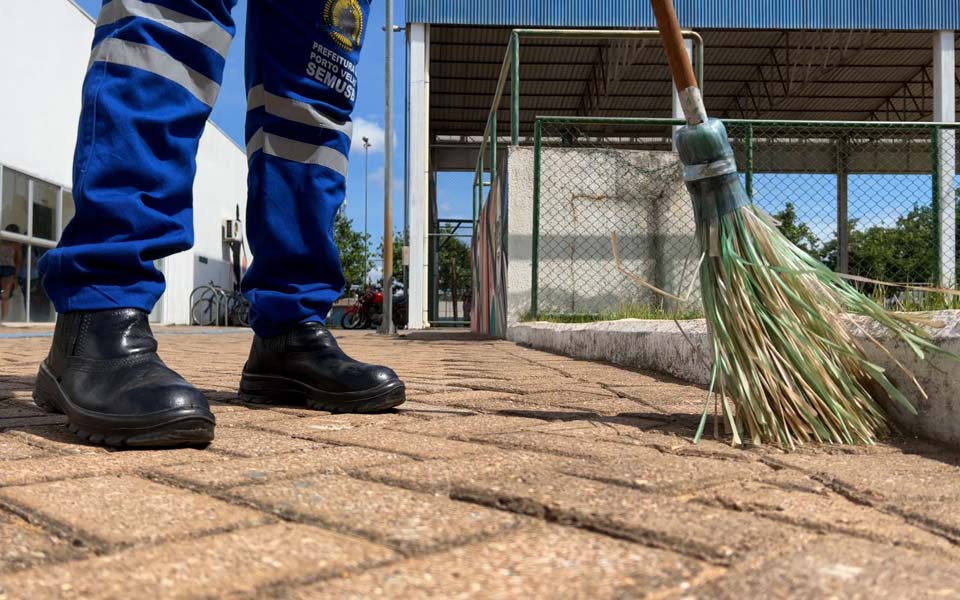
428 218 474 326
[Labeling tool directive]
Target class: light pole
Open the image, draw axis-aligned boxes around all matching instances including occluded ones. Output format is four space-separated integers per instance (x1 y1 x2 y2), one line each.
379 0 395 335
362 136 371 287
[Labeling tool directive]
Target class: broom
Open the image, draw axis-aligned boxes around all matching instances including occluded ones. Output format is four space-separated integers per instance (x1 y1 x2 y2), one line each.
650 0 946 448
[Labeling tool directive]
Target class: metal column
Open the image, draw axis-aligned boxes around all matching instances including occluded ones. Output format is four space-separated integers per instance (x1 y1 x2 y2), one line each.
934 31 956 288
406 23 430 328
837 136 849 274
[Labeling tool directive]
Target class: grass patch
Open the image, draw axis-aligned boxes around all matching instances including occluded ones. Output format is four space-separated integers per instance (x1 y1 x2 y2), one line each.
526 304 703 323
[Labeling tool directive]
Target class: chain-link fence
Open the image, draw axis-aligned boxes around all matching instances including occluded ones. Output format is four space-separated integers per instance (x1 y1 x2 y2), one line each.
531 117 960 320
429 218 474 326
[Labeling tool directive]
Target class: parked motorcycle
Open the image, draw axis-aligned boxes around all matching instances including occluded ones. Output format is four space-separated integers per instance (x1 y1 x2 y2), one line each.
341 283 408 330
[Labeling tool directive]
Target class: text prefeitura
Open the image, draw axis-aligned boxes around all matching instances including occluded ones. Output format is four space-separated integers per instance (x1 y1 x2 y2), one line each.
307 42 358 101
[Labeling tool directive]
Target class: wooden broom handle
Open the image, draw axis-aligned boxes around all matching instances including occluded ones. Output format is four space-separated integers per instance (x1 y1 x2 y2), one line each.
650 0 707 124
650 0 697 90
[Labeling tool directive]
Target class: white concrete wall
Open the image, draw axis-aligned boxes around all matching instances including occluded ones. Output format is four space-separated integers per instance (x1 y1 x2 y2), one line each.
506 146 534 324
509 311 960 450
0 0 247 325
0 0 91 188
505 145 696 323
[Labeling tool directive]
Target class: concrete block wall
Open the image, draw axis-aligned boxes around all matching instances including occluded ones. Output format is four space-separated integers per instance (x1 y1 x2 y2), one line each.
509 312 960 449
505 146 698 324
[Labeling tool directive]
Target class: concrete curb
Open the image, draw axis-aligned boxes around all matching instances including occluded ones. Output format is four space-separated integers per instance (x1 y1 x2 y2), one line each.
508 312 960 448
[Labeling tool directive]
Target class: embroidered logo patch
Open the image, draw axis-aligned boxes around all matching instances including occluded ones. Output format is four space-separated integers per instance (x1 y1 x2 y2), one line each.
324 0 364 52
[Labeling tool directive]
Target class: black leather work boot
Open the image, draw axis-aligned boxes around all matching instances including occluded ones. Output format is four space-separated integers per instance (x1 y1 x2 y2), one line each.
33 309 215 447
239 322 405 413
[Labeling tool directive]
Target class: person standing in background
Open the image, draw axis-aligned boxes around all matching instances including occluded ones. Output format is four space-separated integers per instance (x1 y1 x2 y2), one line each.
0 225 23 323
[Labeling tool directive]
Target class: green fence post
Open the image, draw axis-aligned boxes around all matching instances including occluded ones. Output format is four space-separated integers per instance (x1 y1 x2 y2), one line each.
491 111 498 189
836 135 849 274
472 177 478 226
511 32 520 146
531 119 542 319
744 123 754 200
932 125 942 287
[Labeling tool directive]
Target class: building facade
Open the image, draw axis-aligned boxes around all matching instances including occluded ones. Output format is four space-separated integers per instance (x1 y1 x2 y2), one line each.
0 0 247 325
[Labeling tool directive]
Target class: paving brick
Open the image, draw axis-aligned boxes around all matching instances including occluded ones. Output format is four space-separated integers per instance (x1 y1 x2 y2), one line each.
0 476 267 548
277 428 493 459
0 401 46 419
297 524 710 599
4 425 110 455
0 523 397 599
229 474 523 554
210 407 301 427
527 420 762 461
683 537 960 599
414 394 581 416
404 382 470 396
150 446 408 490
0 514 83 575
697 476 957 554
565 367 669 387
558 443 771 493
251 413 418 437
207 425 328 458
0 415 69 429
0 447 223 487
0 434 53 461
447 378 602 395
892 499 960 542
513 390 651 415
410 389 520 406
355 451 574 495
469 429 651 459
384 413 550 440
770 450 960 502
610 384 706 416
394 401 477 418
454 471 813 564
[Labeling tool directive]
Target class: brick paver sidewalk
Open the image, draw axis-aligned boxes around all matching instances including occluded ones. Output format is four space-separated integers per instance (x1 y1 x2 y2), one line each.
1 328 959 598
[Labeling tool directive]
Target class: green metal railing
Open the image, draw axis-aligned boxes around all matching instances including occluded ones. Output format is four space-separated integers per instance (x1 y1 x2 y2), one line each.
470 29 705 226
529 116 960 320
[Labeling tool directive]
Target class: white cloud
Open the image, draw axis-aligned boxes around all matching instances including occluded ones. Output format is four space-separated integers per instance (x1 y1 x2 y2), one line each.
351 118 386 154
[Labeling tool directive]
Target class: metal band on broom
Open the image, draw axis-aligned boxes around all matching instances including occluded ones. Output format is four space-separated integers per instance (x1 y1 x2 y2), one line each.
651 0 950 448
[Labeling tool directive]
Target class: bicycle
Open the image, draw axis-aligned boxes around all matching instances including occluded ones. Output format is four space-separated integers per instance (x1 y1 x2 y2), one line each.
189 283 251 327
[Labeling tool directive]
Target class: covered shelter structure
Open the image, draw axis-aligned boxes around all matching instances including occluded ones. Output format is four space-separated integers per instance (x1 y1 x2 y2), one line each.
403 1 960 330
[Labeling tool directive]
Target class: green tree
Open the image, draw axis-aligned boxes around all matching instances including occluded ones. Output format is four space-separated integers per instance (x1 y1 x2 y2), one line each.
333 211 372 291
376 231 405 286
823 206 939 287
436 227 472 298
772 202 821 258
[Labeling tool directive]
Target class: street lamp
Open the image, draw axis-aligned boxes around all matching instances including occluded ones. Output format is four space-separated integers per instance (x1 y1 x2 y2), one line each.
362 136 371 287
379 0 396 335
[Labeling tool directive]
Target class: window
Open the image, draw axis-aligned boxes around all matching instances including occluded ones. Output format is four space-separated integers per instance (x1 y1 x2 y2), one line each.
24 245 54 322
62 190 76 237
1 168 29 236
0 164 71 323
32 180 58 241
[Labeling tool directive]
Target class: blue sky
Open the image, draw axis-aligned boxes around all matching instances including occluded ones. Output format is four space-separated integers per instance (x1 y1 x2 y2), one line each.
72 0 479 252
70 1 953 254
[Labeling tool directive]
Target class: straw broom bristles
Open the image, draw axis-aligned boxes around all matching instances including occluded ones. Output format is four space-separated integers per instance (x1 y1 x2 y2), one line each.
699 203 943 448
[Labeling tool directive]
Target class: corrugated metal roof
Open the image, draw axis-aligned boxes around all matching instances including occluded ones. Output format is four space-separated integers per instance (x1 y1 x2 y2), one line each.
428 27 959 141
408 1 960 30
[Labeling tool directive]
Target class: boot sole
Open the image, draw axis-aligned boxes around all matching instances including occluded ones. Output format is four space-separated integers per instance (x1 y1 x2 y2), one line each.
239 373 406 413
34 362 215 449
